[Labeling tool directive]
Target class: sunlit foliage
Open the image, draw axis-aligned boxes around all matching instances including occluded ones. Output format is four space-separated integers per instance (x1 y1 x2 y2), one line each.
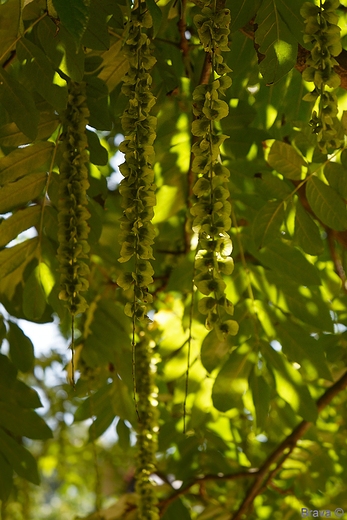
0 1 347 519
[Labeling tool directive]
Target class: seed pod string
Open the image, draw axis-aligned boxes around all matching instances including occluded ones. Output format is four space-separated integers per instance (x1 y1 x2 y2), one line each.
57 81 91 387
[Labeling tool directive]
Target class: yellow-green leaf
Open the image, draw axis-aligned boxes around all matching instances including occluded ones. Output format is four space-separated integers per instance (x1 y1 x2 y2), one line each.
268 140 307 179
0 172 47 213
306 176 347 231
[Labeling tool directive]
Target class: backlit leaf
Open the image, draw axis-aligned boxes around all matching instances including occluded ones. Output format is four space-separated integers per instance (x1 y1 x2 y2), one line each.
0 69 38 140
22 264 47 321
277 322 332 380
230 0 262 33
268 140 307 180
111 377 136 423
0 237 38 281
306 176 347 231
201 330 231 372
99 41 129 92
16 38 67 110
0 172 47 213
8 322 34 373
254 240 321 286
52 0 90 47
0 428 40 485
255 0 297 84
0 206 41 249
0 141 53 185
0 402 52 439
294 202 324 256
212 346 253 412
249 370 271 431
324 162 347 200
146 0 162 37
252 200 285 248
263 343 318 422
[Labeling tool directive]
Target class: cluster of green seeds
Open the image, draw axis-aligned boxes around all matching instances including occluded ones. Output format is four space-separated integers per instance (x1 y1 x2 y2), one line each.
301 0 343 152
117 5 157 323
57 81 90 316
135 338 159 520
117 6 159 519
191 0 238 341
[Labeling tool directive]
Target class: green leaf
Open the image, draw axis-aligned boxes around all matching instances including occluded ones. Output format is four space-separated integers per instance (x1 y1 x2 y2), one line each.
82 0 110 50
86 129 108 165
201 330 230 372
0 237 38 281
74 384 112 422
111 377 136 423
88 406 115 441
212 347 253 412
37 17 85 81
294 202 324 256
249 370 271 431
86 76 112 130
22 264 47 321
252 200 285 248
269 274 333 332
0 0 20 65
254 172 292 200
0 452 12 501
0 427 40 485
116 420 130 451
254 240 321 286
267 140 307 180
230 0 262 33
16 38 67 110
8 322 35 372
263 343 318 422
13 380 42 409
0 172 47 213
277 0 305 45
0 141 53 186
0 402 52 439
8 322 34 373
0 206 41 249
0 69 38 140
255 0 298 85
161 498 191 520
324 162 347 200
277 322 332 380
167 255 194 293
52 0 90 47
0 110 59 147
146 0 162 37
306 176 347 231
98 41 128 92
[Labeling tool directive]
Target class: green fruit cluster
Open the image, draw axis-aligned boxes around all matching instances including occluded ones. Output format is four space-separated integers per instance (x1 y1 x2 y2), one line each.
191 1 238 341
117 5 157 323
301 0 343 152
57 81 90 315
135 338 159 520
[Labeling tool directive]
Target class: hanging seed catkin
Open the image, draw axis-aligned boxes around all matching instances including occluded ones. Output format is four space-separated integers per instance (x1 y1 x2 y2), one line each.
191 0 238 341
117 5 157 323
57 81 90 317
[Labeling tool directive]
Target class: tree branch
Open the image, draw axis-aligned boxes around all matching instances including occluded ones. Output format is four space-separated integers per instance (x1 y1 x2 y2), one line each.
159 469 259 515
231 369 347 520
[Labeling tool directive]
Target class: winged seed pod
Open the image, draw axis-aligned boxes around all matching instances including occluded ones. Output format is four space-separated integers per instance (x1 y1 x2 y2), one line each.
117 6 159 520
57 81 90 316
135 338 159 520
191 0 238 341
117 6 157 324
301 0 343 152
57 81 91 387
